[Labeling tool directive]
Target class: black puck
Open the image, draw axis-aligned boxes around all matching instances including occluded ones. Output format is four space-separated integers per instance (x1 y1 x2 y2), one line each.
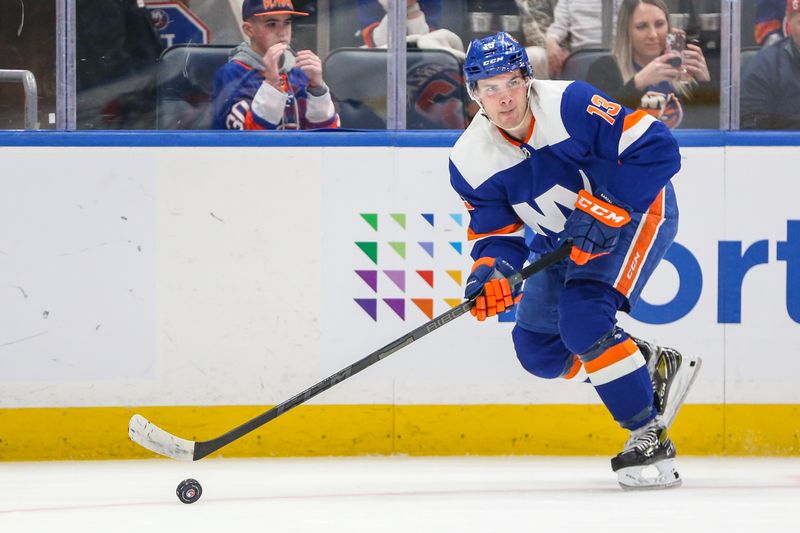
176 478 203 504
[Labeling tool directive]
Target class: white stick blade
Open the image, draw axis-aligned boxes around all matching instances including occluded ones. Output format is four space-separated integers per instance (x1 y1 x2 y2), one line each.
128 414 195 461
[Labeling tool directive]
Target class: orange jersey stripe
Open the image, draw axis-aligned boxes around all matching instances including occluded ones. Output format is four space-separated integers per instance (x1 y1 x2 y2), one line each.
244 112 266 131
361 21 380 47
584 338 638 374
497 116 535 147
232 60 253 71
467 221 524 241
622 110 649 132
615 189 665 297
755 20 782 45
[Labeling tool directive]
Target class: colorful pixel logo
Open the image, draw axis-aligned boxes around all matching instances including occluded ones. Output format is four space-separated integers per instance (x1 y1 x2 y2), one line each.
353 212 467 321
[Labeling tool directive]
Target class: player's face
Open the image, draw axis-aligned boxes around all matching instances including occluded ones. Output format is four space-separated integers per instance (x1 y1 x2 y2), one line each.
244 14 293 56
475 72 529 131
629 3 670 64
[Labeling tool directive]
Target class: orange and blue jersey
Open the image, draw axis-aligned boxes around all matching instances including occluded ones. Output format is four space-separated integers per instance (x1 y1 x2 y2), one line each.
755 0 786 45
212 55 340 131
449 79 681 307
451 79 681 431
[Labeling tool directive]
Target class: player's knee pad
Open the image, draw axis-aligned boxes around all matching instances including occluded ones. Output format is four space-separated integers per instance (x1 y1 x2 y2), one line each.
558 280 625 356
511 326 573 379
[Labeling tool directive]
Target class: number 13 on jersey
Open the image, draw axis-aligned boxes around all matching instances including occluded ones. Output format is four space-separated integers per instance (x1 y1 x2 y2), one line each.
586 94 621 125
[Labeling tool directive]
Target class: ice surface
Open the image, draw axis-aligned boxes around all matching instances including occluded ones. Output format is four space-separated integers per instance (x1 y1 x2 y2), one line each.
0 456 798 532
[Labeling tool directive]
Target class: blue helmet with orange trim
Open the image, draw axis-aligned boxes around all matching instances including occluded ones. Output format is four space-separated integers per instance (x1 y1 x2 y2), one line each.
463 32 532 85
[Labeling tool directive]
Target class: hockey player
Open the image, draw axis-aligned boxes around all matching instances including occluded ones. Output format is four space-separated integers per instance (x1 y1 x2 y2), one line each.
212 0 340 130
450 32 701 489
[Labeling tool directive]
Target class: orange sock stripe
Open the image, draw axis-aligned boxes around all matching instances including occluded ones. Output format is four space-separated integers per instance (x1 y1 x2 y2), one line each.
583 338 638 374
563 356 583 380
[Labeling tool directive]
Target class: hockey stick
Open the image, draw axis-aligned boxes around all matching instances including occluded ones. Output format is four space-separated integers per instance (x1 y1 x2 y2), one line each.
128 240 572 461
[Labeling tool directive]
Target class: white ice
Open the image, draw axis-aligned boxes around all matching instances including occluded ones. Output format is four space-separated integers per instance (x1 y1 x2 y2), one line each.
1 456 798 532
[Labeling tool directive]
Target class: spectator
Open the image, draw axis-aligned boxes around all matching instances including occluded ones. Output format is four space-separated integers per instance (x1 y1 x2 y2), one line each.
755 0 787 47
514 0 558 79
586 0 712 129
358 0 464 57
741 0 800 130
75 0 163 129
212 0 339 130
359 0 438 46
544 0 622 77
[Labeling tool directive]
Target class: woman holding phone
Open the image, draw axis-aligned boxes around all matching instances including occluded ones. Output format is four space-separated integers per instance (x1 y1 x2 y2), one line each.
586 0 712 129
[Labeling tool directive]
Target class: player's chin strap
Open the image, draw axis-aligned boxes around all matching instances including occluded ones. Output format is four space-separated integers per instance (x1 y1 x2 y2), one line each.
470 78 534 135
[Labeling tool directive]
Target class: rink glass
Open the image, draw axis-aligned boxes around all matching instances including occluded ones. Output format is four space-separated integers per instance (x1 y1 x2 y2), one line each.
0 0 789 131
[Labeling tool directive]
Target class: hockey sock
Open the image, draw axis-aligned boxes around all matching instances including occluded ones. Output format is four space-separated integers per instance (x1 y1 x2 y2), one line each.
556 280 654 428
581 330 656 430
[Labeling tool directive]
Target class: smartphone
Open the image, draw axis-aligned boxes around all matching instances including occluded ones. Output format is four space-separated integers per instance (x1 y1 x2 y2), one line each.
278 46 296 74
666 32 685 67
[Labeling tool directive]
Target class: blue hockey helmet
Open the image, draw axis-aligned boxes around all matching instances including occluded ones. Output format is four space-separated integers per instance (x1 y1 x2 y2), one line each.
463 32 532 84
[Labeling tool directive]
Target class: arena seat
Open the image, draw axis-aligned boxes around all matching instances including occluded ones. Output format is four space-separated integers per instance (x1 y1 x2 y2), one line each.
558 48 614 82
322 47 469 129
740 46 761 77
157 44 470 130
156 44 232 130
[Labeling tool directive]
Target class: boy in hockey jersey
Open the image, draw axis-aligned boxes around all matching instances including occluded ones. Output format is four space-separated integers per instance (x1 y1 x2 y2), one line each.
212 0 340 130
450 32 701 489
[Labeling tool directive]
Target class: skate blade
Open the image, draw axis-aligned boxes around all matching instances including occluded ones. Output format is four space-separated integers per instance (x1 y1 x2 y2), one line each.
617 458 682 491
662 356 703 428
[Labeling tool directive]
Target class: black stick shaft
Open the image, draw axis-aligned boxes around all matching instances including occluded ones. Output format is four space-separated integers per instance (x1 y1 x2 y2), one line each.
193 241 571 460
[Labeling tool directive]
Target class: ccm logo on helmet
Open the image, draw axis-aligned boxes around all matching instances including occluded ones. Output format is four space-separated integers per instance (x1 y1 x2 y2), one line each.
575 190 630 227
483 57 503 66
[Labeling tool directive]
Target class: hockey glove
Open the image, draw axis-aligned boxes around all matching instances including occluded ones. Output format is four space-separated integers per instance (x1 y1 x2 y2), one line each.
464 257 521 321
563 189 631 265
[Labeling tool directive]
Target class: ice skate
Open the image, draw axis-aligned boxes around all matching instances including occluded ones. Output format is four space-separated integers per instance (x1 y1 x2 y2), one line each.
611 418 681 490
634 338 702 428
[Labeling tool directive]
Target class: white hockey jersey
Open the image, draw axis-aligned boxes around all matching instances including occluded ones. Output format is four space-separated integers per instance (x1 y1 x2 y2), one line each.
449 79 681 268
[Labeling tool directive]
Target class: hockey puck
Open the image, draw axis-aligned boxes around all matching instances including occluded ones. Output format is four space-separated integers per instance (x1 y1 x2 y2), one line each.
176 478 203 504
